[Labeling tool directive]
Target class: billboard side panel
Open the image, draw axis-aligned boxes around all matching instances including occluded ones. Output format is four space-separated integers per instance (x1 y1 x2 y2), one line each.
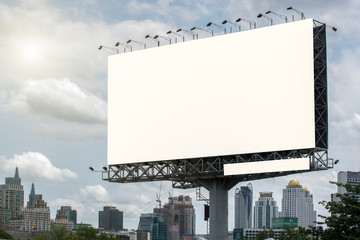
108 19 315 165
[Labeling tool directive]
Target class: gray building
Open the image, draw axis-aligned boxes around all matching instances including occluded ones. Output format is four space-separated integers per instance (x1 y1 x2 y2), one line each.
0 167 24 230
153 195 195 240
333 171 360 202
137 213 167 240
234 183 253 229
56 206 77 225
99 206 123 231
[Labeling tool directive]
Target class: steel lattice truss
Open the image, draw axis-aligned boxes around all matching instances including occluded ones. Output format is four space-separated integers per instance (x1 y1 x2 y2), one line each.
103 20 331 189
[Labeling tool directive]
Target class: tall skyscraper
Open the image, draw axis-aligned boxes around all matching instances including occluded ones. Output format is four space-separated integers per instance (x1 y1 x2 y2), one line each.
253 192 279 229
234 183 253 229
99 206 123 231
138 213 167 240
154 195 195 240
280 180 316 227
0 167 24 229
332 171 360 202
20 183 51 231
56 206 77 225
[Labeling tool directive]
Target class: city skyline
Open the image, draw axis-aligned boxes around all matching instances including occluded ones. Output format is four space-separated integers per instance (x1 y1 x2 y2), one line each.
0 0 359 232
0 167 333 232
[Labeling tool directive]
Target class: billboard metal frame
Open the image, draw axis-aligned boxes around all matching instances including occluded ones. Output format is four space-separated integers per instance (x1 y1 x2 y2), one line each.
103 20 331 188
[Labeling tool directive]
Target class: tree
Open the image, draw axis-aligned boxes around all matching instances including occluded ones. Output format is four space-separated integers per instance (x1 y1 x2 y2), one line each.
255 229 274 240
318 181 360 240
0 229 14 240
278 226 313 240
33 224 118 240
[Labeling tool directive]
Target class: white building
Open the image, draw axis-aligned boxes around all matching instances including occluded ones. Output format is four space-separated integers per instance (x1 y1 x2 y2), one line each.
253 192 278 229
234 183 253 229
279 180 316 228
21 207 51 231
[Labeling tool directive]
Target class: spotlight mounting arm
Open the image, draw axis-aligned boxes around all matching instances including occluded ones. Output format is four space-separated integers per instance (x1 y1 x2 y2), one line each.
126 39 146 49
98 45 119 54
167 31 185 42
235 18 256 29
287 7 305 20
190 27 214 37
257 13 273 25
177 28 198 40
114 42 133 52
266 11 288 23
222 20 241 32
207 22 226 34
145 35 160 46
154 35 172 45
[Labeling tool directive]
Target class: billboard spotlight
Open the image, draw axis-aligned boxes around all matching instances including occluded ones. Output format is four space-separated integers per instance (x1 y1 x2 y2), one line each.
266 11 288 23
190 27 213 37
145 35 160 46
222 20 241 32
167 31 185 42
257 13 273 25
287 7 305 20
154 35 172 45
114 42 133 52
207 22 226 34
98 45 119 54
236 18 256 29
126 39 146 49
177 28 198 40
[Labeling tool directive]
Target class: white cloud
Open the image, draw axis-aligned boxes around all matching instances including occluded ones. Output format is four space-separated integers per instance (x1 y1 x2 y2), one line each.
0 152 77 181
80 184 110 203
7 78 107 124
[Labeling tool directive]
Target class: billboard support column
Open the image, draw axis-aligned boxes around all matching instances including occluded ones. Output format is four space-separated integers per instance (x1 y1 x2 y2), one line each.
199 178 239 240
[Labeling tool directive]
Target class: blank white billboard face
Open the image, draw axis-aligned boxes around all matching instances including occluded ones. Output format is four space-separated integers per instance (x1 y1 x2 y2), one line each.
108 19 315 165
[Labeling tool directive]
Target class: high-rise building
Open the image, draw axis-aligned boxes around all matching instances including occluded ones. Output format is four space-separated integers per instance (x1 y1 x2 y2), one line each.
20 183 51 231
253 192 279 229
153 195 195 240
279 180 316 227
27 183 41 208
56 206 77 225
332 171 360 202
137 213 167 240
234 183 253 229
0 167 24 229
99 206 123 231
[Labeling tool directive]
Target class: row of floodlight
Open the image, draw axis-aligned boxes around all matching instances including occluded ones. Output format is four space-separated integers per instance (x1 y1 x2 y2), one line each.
99 7 336 54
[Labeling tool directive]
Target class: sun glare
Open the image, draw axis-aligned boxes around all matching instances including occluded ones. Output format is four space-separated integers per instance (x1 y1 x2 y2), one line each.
21 41 44 64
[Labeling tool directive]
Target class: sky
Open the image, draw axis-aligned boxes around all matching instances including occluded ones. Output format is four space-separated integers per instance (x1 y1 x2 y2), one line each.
0 0 360 233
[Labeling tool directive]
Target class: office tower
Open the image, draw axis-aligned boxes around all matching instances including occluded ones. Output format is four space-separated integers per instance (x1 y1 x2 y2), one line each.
253 192 279 229
56 206 77 224
99 206 123 231
153 195 195 240
137 213 167 240
280 180 316 227
20 183 51 231
234 183 253 229
0 167 24 229
332 171 360 202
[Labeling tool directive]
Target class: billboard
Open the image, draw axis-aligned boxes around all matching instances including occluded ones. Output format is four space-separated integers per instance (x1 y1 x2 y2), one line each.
108 19 315 165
